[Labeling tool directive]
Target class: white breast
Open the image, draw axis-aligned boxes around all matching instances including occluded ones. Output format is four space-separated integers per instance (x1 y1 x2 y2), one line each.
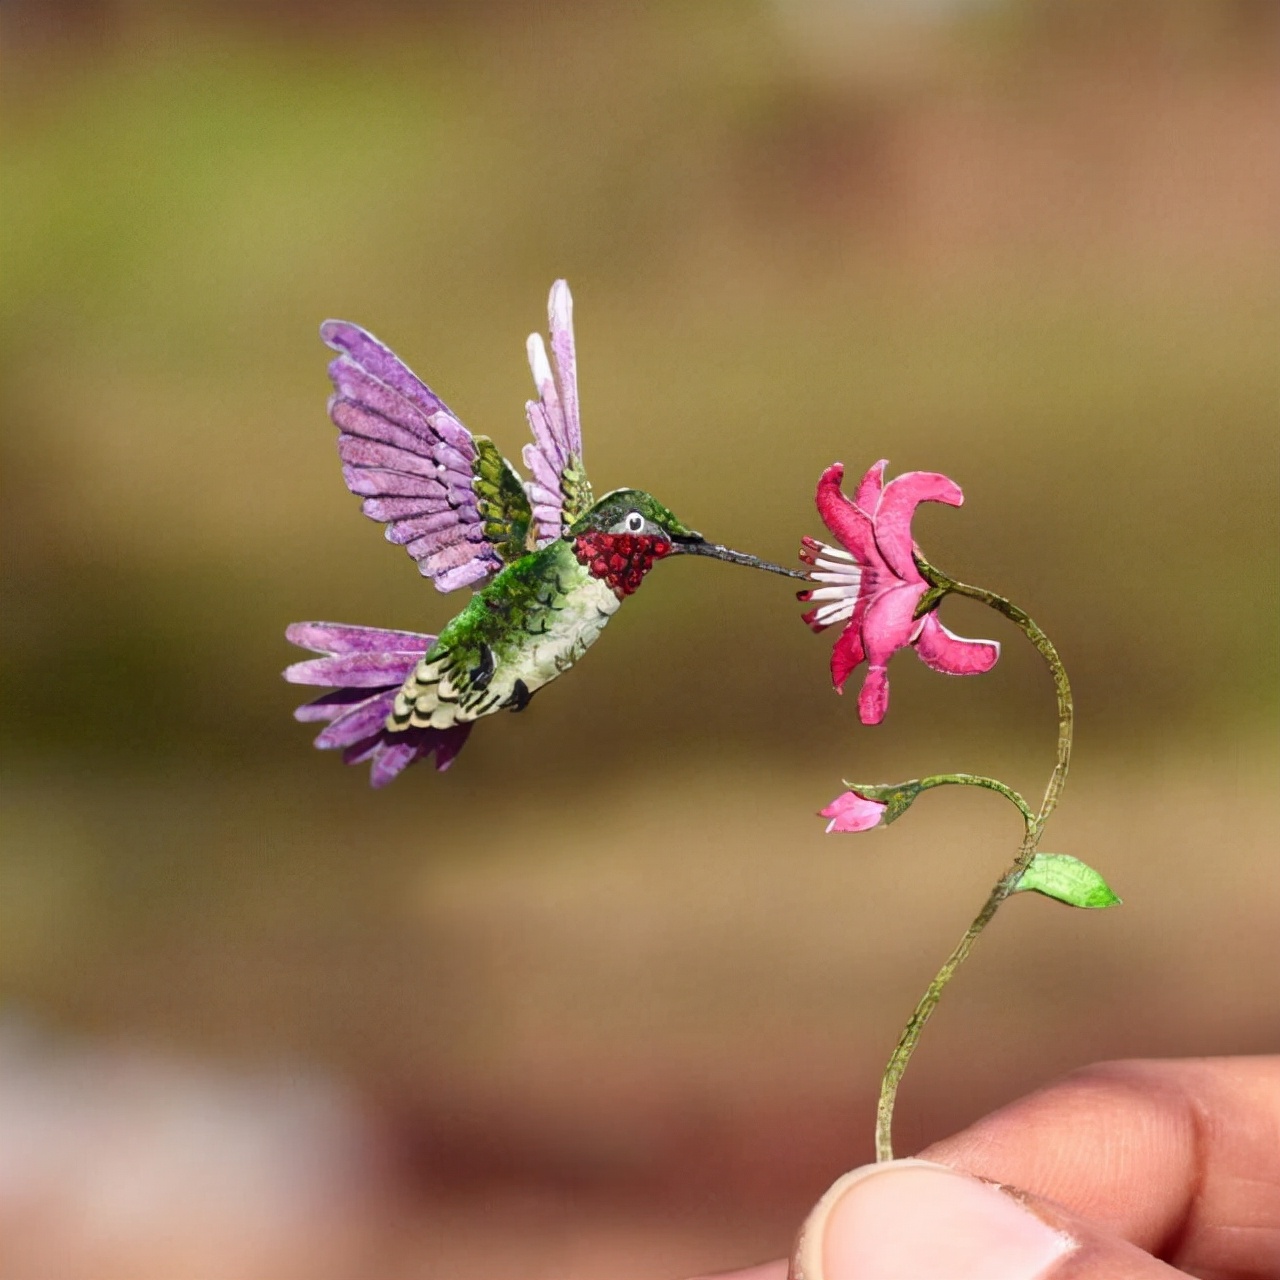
516 573 620 691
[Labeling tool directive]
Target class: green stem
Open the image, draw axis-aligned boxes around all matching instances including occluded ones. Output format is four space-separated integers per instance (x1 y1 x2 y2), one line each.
913 773 1034 824
873 555 1074 1163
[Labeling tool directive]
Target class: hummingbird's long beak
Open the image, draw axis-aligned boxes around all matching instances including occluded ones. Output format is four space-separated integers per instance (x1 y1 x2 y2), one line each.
673 534 806 580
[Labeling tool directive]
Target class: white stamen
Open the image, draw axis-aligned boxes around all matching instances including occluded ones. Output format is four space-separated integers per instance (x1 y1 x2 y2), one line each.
813 600 857 626
807 585 859 601
815 556 861 575
816 596 856 617
812 542 854 561
809 569 862 585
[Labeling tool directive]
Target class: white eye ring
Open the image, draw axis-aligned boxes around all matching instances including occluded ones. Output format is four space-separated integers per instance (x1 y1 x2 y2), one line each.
625 511 645 533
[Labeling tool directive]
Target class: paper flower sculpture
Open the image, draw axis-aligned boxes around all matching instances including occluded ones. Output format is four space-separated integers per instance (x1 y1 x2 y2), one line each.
799 457 1120 1165
799 460 1000 725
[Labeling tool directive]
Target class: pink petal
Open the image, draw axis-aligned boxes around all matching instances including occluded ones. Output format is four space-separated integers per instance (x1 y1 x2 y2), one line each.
819 790 887 834
913 613 1001 676
873 471 965 582
859 583 926 667
853 459 887 514
854 583 926 724
814 463 882 565
857 667 890 725
829 606 868 691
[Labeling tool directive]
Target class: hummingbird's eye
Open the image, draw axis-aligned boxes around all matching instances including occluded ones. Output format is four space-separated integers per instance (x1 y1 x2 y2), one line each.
625 511 645 534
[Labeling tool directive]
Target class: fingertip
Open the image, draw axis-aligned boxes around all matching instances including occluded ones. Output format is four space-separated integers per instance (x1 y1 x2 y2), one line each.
687 1264 788 1280
791 1160 1075 1280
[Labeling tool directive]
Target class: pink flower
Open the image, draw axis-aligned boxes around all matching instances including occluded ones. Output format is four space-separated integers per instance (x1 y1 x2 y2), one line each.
800 461 1000 725
819 790 888 833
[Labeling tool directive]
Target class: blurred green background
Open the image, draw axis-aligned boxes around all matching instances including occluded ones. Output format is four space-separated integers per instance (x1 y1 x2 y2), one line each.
2 1 1278 1276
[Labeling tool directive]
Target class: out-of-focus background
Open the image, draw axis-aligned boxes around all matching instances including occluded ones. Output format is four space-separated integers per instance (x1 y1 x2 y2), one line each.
2 0 1277 1275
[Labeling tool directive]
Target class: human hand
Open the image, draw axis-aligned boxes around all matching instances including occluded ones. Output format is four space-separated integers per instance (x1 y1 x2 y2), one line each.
691 1056 1280 1280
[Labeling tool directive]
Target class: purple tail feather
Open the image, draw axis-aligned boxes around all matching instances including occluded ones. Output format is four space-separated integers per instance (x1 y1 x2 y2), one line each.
284 622 472 787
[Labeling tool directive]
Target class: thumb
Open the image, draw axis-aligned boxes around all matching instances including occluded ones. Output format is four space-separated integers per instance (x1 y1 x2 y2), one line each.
790 1158 1188 1280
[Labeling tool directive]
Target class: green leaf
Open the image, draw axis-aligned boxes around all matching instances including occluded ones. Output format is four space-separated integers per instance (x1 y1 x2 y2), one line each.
1014 854 1121 909
912 585 948 620
841 779 925 826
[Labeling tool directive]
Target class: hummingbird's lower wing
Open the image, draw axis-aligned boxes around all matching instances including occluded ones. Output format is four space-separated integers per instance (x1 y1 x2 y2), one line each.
284 621 473 786
323 320 518 593
522 280 594 546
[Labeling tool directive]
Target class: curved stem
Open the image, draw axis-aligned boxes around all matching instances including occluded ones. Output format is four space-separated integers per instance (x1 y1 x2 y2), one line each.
916 555 1074 830
914 773 1034 824
874 556 1074 1163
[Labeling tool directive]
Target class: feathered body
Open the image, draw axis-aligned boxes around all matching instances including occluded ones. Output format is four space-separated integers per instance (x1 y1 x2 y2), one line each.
285 281 797 785
389 540 615 730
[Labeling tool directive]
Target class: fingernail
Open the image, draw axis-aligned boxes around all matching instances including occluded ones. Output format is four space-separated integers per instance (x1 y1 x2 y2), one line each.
791 1159 1075 1280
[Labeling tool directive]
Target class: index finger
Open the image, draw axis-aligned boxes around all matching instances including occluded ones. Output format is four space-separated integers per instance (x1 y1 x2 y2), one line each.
920 1055 1280 1275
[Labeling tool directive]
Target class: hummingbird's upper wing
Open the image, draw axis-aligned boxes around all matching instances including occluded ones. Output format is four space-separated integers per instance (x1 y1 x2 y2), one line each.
322 320 532 593
521 280 594 546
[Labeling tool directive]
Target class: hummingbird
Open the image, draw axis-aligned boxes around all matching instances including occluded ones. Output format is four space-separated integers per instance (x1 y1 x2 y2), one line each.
285 280 802 786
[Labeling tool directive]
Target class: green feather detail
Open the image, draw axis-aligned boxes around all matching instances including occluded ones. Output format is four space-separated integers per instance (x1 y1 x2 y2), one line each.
389 543 612 730
471 436 533 562
560 453 594 524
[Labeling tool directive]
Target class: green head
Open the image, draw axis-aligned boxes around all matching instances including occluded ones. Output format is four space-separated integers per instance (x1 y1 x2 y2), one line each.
567 488 803 582
568 488 693 541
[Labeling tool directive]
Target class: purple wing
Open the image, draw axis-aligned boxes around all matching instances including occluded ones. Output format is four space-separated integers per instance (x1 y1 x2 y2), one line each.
284 622 473 786
522 280 593 546
322 320 503 593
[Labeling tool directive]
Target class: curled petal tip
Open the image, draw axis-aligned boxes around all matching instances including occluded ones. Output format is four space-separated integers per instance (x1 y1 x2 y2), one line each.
814 462 848 511
914 615 1001 675
885 469 965 509
852 459 887 512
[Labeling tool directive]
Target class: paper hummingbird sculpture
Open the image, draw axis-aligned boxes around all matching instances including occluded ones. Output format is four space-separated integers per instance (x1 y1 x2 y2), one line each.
285 280 801 786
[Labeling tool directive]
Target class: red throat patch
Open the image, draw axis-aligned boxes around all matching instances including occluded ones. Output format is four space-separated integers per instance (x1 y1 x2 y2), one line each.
573 532 672 597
